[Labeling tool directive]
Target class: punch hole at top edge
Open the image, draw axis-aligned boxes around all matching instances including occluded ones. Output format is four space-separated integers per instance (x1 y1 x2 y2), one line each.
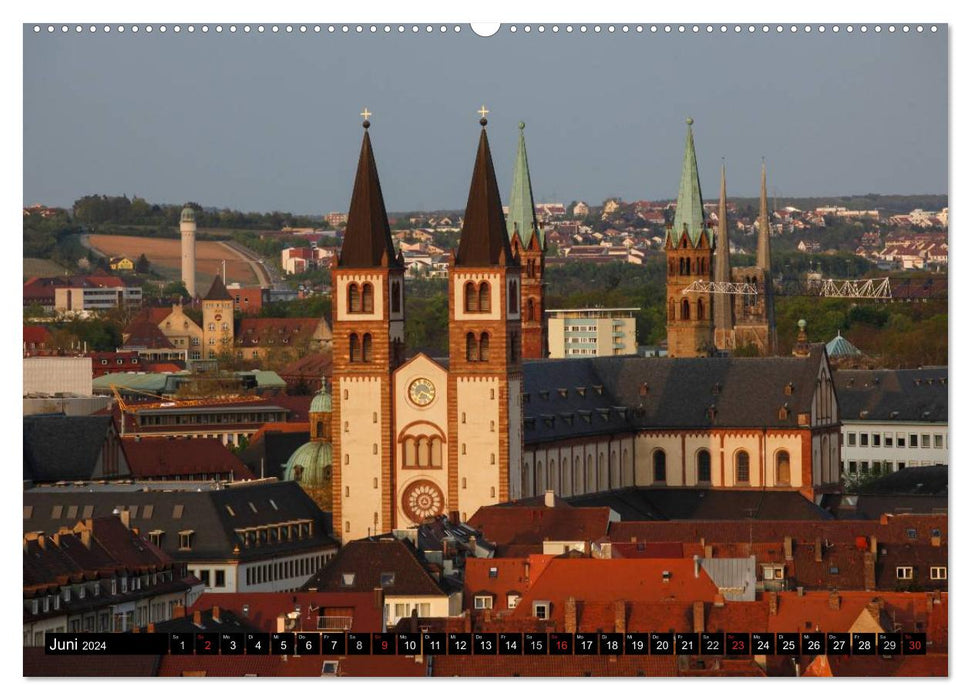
471 23 501 37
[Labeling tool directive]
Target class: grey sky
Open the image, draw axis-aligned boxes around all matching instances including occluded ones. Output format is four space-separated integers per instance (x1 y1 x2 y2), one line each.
23 26 947 214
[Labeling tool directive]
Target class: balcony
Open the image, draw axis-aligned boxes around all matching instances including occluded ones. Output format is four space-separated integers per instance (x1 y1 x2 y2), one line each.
317 616 353 631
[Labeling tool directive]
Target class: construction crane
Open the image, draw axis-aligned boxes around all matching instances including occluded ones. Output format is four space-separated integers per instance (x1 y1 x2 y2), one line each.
109 384 263 437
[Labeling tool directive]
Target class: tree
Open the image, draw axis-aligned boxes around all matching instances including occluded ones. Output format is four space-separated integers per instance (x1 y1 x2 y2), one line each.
135 253 151 274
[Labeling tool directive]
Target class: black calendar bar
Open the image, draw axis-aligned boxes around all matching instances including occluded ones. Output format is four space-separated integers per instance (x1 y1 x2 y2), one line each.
41 631 928 656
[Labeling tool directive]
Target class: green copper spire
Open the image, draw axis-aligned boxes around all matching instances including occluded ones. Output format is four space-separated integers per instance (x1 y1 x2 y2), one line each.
670 117 709 247
506 121 542 248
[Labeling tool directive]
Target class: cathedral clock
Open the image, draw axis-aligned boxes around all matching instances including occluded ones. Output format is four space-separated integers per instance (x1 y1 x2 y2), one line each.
408 377 436 406
401 479 445 523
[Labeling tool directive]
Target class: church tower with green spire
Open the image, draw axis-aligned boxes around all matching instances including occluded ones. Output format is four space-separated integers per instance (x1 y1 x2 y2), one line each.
665 118 714 357
506 122 547 359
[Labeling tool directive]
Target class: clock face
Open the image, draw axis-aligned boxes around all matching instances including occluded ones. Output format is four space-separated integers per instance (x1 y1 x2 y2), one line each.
408 377 436 406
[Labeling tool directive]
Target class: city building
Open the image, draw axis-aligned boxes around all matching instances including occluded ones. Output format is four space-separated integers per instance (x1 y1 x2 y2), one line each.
226 282 268 314
546 307 638 358
24 415 128 483
23 514 202 645
23 479 339 594
52 277 142 313
834 368 948 474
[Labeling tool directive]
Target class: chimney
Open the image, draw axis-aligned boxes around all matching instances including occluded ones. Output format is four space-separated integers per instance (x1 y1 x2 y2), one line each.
704 545 713 558
693 555 700 578
931 534 941 548
768 591 779 616
863 552 876 591
119 508 131 530
880 513 890 526
866 598 883 622
829 590 841 611
692 601 705 633
783 536 793 561
173 605 186 619
524 560 530 583
814 537 823 563
193 610 202 626
565 597 577 634
80 528 92 550
276 614 287 633
212 606 221 623
870 536 878 554
614 600 626 634
373 587 383 610
544 490 555 508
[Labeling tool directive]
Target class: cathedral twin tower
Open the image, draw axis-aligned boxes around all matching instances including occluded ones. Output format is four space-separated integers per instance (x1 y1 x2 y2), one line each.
331 113 774 541
331 113 544 541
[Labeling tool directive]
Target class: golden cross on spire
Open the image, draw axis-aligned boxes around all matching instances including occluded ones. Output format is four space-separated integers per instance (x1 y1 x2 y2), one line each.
360 107 372 121
477 104 489 120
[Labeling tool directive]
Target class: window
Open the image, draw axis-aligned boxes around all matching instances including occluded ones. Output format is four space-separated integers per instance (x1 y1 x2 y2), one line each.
533 602 549 620
474 595 493 610
910 434 918 447
361 283 374 313
681 298 691 320
149 530 164 547
507 594 520 609
466 333 478 362
348 283 361 313
897 434 906 448
479 282 491 312
871 433 880 447
199 570 210 587
322 661 340 676
362 333 373 362
848 433 856 446
341 573 355 587
508 280 518 314
349 333 361 362
178 530 194 550
896 566 914 580
479 333 490 361
933 434 944 449
763 565 785 580
215 570 226 588
860 433 869 447
488 567 498 579
930 567 947 580
776 450 791 485
735 451 750 483
391 281 401 313
697 450 711 483
380 572 395 587
921 434 930 448
652 450 666 483
906 528 918 540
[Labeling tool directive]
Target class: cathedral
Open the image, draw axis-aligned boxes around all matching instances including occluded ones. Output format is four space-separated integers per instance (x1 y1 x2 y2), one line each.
329 114 841 544
666 118 777 358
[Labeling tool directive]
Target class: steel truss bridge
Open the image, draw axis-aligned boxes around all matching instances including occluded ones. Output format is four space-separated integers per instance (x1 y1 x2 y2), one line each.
682 276 946 301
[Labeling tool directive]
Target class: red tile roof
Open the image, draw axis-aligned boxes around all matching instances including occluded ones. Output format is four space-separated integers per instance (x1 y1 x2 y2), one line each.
464 554 555 613
431 654 678 677
468 505 612 555
188 591 384 633
236 318 328 347
121 437 255 480
23 648 160 677
159 653 425 677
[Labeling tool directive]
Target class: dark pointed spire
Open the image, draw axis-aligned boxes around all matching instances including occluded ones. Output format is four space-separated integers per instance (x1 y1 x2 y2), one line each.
507 121 542 249
338 118 400 268
456 114 516 267
713 163 733 335
203 274 232 301
758 159 771 271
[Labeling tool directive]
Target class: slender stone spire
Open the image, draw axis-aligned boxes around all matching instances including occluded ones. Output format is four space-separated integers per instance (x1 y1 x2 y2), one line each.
338 118 400 268
456 114 516 267
713 163 733 337
757 159 771 271
506 122 542 249
671 118 708 247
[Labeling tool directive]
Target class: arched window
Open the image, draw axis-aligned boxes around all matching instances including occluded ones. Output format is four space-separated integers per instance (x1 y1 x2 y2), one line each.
669 298 676 320
464 282 478 312
362 333 373 363
776 450 791 485
315 421 324 438
697 298 705 320
361 283 374 313
653 449 667 483
403 438 418 467
669 259 675 275
527 297 535 322
430 437 443 467
391 281 401 313
736 450 750 483
479 332 490 362
417 437 430 467
508 280 518 314
479 282 491 312
681 298 691 320
527 259 535 278
466 332 478 362
348 283 361 313
349 333 361 363
697 449 711 483
509 332 519 362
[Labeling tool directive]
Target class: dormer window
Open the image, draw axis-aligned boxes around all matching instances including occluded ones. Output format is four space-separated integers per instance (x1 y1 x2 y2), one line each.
341 573 356 587
533 601 550 620
380 572 395 588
